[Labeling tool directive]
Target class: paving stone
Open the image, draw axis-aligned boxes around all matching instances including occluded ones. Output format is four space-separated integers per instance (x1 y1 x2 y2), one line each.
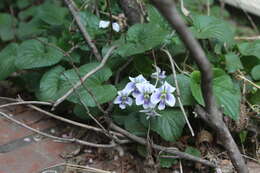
0 109 72 173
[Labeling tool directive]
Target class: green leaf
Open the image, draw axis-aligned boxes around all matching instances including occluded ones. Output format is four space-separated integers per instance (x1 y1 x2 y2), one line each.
147 5 168 29
19 72 42 92
0 43 18 80
141 109 186 141
159 155 177 168
239 130 248 144
190 15 234 45
238 41 260 60
59 63 117 107
166 74 195 106
224 53 243 73
17 0 33 9
17 19 45 39
185 147 201 157
0 13 17 41
15 39 64 69
124 112 147 136
79 11 103 37
38 2 68 25
68 85 117 107
73 104 100 120
38 66 65 101
190 68 241 120
249 90 260 105
133 55 153 75
251 65 260 81
116 23 169 57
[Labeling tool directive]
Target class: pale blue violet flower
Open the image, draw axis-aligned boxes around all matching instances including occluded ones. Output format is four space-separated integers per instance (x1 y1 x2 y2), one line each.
151 81 176 110
140 108 161 119
151 65 166 80
124 75 148 97
135 83 155 109
114 89 133 109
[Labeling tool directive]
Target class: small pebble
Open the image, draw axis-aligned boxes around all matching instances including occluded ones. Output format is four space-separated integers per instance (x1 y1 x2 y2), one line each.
88 158 93 164
23 137 31 142
50 129 55 134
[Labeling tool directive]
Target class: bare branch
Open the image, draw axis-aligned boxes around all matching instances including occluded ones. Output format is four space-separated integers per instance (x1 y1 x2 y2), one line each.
41 163 112 173
235 35 260 41
52 46 117 109
0 101 52 108
64 0 102 61
108 121 216 168
0 111 121 148
150 0 248 172
0 97 124 138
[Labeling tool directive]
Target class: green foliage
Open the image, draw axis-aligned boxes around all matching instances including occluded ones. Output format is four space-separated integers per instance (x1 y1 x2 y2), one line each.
224 53 243 73
79 11 104 37
38 65 65 101
185 146 201 157
238 41 260 60
190 15 234 45
115 23 169 57
15 39 64 69
141 109 186 141
190 68 241 120
166 74 195 106
124 112 147 136
0 0 258 163
159 155 177 168
38 2 68 26
0 43 18 80
251 65 260 81
0 13 17 41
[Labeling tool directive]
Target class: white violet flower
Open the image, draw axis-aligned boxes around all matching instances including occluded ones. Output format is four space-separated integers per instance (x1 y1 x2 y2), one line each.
151 81 176 110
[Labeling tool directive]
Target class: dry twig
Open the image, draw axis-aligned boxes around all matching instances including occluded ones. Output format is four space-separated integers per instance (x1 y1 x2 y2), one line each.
64 0 102 61
0 111 122 148
52 46 117 109
42 163 112 173
108 121 217 168
235 36 260 41
0 101 52 108
0 97 124 138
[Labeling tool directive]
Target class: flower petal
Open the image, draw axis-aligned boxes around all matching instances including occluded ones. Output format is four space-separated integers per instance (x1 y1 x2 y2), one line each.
99 20 110 28
113 96 122 104
119 104 126 109
158 101 166 110
136 83 145 93
136 74 147 83
143 99 150 109
132 89 141 98
112 22 120 32
165 93 176 107
124 82 135 93
125 97 133 106
164 81 176 93
135 94 144 105
151 90 161 104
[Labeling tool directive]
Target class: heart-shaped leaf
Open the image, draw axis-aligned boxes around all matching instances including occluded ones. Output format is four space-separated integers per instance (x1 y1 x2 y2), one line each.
0 43 18 80
190 68 241 120
15 39 64 69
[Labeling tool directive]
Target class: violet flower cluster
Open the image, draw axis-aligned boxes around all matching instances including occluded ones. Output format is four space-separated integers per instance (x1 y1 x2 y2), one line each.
114 67 176 119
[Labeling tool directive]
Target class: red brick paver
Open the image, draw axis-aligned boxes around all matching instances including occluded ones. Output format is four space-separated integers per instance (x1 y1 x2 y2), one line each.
0 109 72 173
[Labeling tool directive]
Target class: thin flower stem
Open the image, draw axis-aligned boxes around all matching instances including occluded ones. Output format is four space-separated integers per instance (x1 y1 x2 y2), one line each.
162 49 195 136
